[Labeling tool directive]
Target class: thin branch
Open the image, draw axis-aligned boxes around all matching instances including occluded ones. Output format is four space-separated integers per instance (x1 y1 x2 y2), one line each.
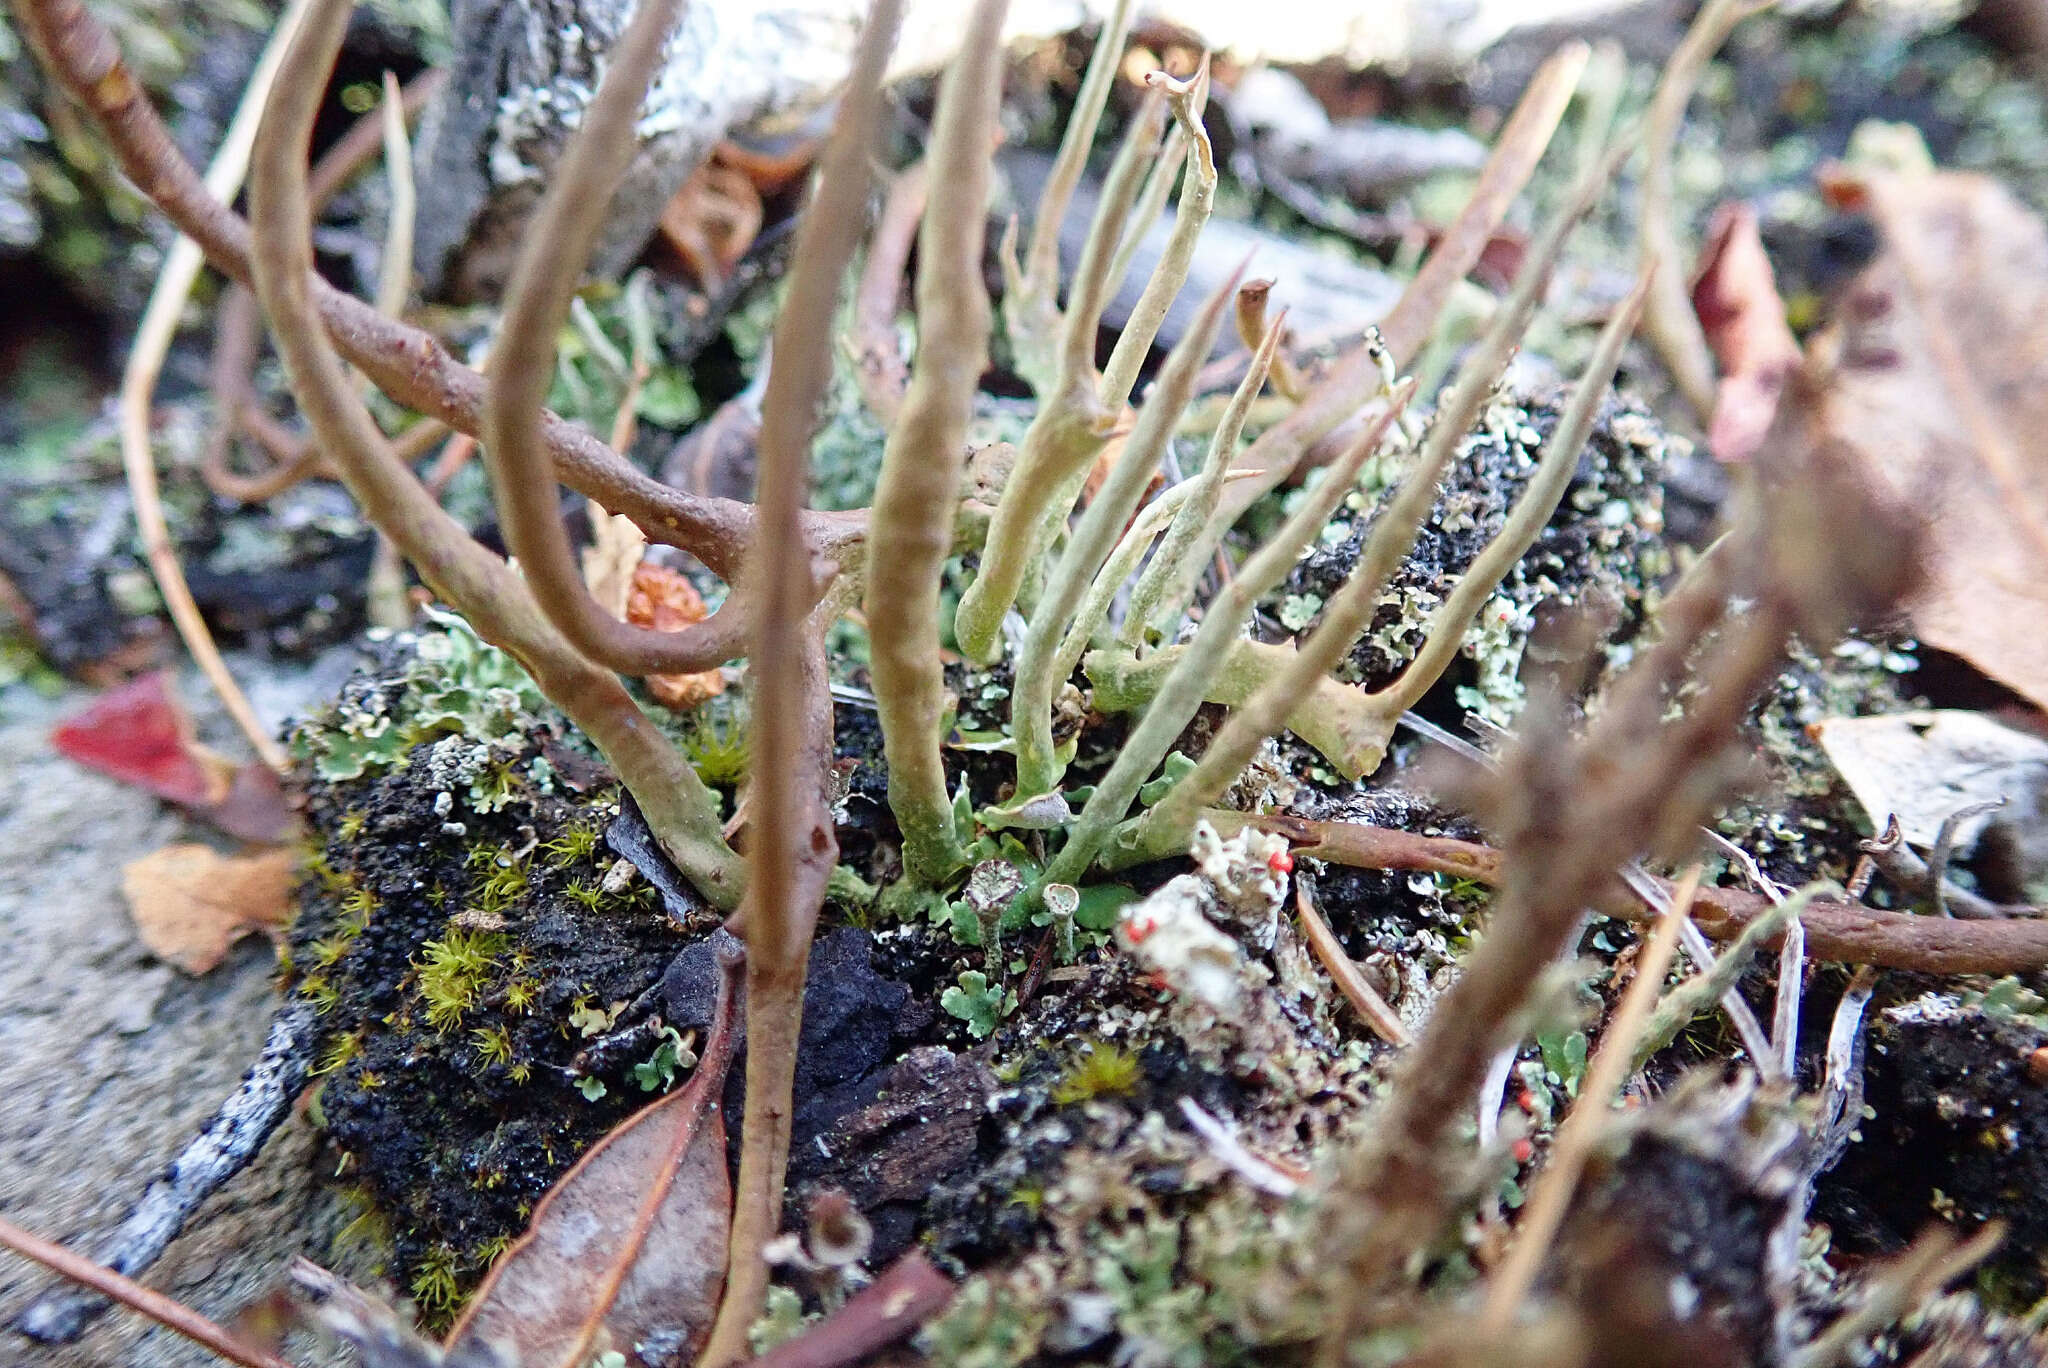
1213 813 2048 975
1047 379 1413 886
112 0 322 773
954 90 1168 665
1003 0 1136 393
849 158 928 426
1296 878 1412 1046
1132 142 1632 854
201 69 444 505
1105 122 1187 304
1096 58 1216 414
865 0 1006 887
0 1215 298 1368
1052 467 1261 686
1373 263 1653 729
14 1003 315 1344
700 1 901 1357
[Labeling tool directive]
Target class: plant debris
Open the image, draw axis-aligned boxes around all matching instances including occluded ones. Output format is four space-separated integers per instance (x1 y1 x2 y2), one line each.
120 843 295 975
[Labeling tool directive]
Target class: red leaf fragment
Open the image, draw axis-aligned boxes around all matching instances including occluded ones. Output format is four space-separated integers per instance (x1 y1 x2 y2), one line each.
1692 201 1802 465
52 672 236 807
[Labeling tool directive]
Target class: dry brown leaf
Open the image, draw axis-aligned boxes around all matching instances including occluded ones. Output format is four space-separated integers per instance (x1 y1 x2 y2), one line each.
626 564 727 710
444 934 743 1368
1812 709 2048 850
121 844 294 975
1793 166 2048 709
1692 201 1801 465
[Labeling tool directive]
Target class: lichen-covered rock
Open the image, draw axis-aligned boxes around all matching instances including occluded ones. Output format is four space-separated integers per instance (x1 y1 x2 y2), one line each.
1278 377 1676 729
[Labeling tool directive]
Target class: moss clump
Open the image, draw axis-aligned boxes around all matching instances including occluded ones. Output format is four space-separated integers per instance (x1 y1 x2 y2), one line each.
415 928 509 1032
1050 1040 1142 1106
286 626 697 1324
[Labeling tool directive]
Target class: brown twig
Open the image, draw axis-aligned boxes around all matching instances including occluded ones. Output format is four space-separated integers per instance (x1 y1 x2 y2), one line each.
1219 813 2048 975
0 1214 297 1368
246 0 742 906
849 157 928 425
748 1250 958 1368
1477 866 1699 1333
1295 879 1411 1046
699 1 901 1357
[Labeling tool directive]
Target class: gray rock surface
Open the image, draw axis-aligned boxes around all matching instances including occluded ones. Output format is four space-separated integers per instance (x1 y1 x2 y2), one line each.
0 655 363 1367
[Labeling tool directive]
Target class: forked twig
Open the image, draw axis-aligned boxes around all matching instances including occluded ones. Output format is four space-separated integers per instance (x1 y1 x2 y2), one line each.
482 0 750 677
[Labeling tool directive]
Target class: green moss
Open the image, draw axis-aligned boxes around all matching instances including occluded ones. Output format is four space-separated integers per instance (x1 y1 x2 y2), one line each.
472 857 527 916
415 928 509 1032
1051 1041 1142 1106
680 702 750 788
314 1029 363 1076
471 1024 514 1068
542 823 600 867
409 1244 464 1322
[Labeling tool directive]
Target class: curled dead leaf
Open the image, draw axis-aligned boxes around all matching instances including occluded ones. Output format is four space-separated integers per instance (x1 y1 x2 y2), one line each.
444 931 744 1368
1767 166 2048 710
121 844 295 975
627 564 727 710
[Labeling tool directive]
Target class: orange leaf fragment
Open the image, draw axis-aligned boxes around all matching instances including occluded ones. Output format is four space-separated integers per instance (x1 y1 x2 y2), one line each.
121 844 295 975
627 564 727 711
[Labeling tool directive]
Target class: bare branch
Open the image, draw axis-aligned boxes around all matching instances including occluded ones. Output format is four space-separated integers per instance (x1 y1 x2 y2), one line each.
702 0 902 1355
